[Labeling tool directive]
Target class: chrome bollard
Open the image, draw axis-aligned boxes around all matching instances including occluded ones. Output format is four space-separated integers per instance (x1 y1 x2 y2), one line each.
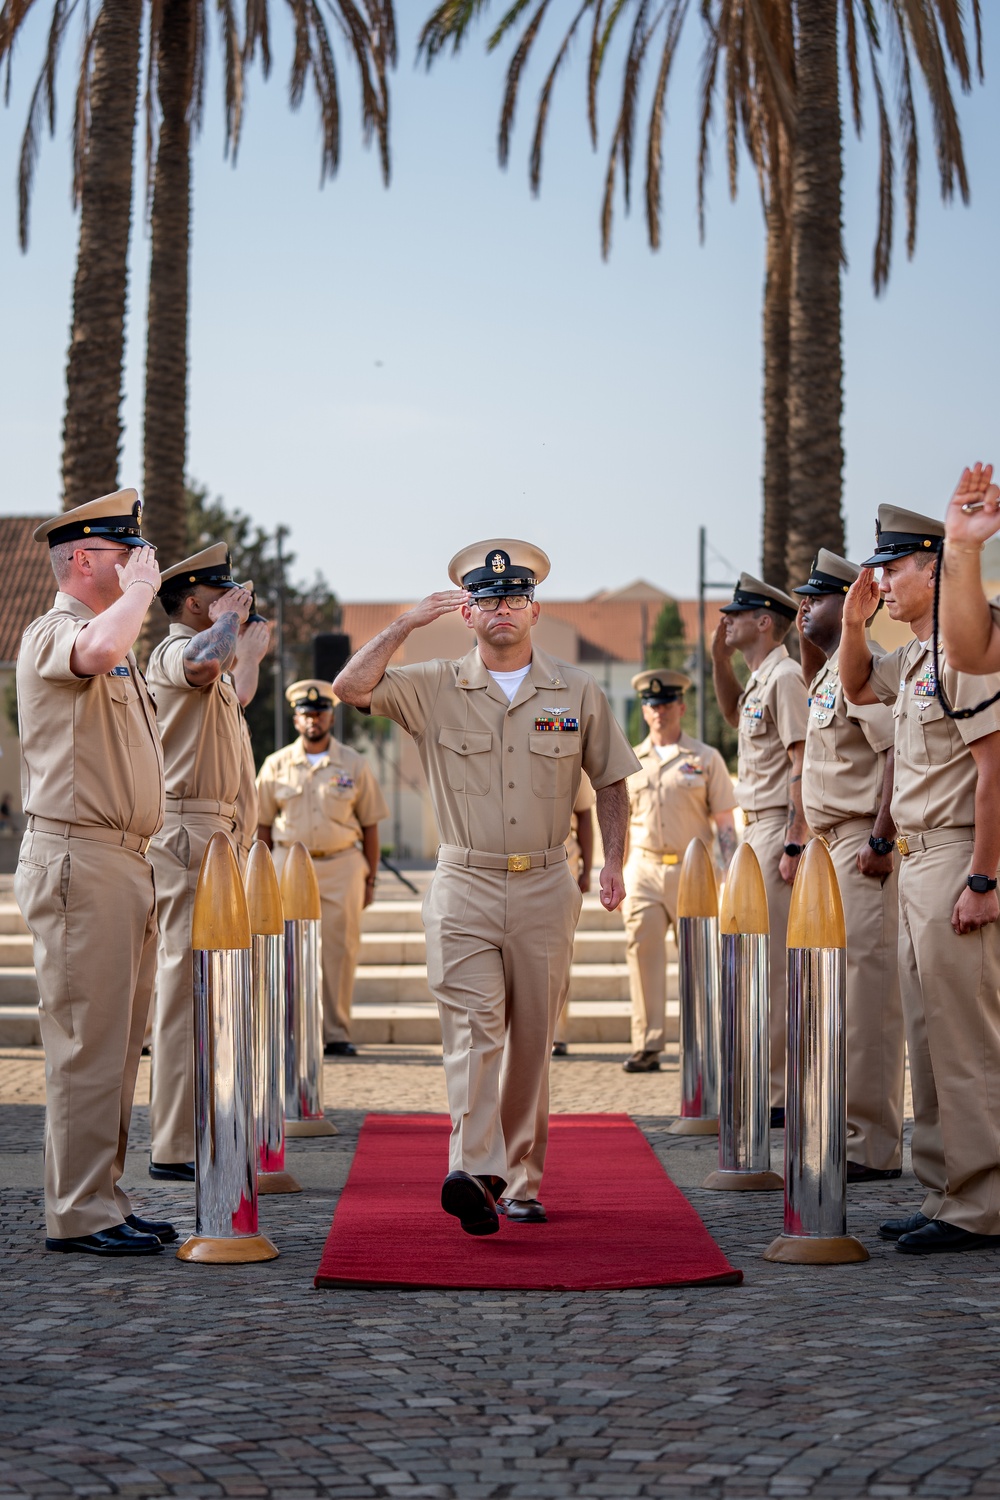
703 842 782 1192
177 832 279 1264
668 838 721 1136
280 843 337 1138
764 840 868 1264
245 843 301 1195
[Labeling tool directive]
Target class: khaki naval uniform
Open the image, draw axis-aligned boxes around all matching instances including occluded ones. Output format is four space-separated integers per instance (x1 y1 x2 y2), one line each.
868 640 1000 1233
735 645 809 1104
256 738 389 1042
371 644 639 1200
553 773 597 1046
623 734 736 1053
15 594 164 1237
234 709 259 870
802 648 904 1171
146 624 243 1164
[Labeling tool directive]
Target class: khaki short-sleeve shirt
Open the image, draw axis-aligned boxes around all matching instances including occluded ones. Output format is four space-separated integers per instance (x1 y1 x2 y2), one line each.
868 637 1000 835
234 711 259 852
146 624 243 805
369 644 640 852
735 645 809 812
802 646 895 833
16 592 165 838
627 732 737 856
256 738 390 853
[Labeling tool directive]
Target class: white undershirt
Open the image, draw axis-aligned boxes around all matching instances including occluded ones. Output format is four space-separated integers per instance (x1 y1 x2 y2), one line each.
653 743 680 762
488 665 532 702
305 751 328 766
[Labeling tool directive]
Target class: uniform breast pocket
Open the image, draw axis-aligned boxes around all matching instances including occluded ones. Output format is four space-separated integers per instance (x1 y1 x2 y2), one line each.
912 698 955 766
528 732 581 800
438 728 493 796
107 678 147 746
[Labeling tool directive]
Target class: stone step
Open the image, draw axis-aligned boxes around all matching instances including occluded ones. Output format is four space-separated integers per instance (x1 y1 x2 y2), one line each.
0 1000 678 1049
350 961 673 1006
0 968 42 1005
0 935 32 965
360 897 624 934
358 928 639 966
0 903 28 937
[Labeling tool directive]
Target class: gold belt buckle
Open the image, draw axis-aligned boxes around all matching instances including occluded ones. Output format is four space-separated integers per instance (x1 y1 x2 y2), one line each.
662 853 679 865
896 836 910 857
507 853 531 872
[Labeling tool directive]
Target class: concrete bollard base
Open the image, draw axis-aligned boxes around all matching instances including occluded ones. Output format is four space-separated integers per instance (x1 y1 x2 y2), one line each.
763 1233 869 1264
668 1117 719 1136
285 1117 338 1137
257 1171 303 1194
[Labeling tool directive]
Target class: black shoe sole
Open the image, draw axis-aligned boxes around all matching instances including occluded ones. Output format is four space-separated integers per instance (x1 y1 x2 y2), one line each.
498 1203 548 1224
441 1177 499 1236
148 1164 195 1182
896 1235 997 1255
45 1239 163 1256
877 1215 931 1242
847 1167 903 1184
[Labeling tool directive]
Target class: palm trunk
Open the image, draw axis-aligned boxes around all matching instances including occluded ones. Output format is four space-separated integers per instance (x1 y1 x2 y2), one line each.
142 0 196 566
761 192 791 592
785 0 845 586
61 0 143 509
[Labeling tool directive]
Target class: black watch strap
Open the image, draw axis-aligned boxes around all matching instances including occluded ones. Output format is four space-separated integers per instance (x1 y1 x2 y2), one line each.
967 873 998 894
869 835 894 857
783 842 804 858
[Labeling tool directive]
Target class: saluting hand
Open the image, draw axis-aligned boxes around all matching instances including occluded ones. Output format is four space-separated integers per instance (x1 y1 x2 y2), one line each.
209 586 252 625
239 618 272 664
843 568 879 629
405 590 471 628
116 544 160 597
711 619 734 661
944 463 1000 548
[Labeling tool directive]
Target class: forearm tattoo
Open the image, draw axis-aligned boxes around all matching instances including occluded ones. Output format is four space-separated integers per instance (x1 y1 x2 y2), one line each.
187 612 240 667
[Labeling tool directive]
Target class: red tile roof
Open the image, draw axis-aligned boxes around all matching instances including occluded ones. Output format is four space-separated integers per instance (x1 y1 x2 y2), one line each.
0 517 53 664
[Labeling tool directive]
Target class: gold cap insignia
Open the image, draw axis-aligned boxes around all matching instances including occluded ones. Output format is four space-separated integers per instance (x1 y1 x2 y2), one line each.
491 553 506 574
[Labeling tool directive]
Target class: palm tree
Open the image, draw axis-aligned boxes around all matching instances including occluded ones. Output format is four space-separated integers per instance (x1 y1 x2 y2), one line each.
418 0 983 590
2 0 144 508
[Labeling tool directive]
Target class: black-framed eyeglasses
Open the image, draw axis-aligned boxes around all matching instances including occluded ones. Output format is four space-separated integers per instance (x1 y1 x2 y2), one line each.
80 544 155 554
473 594 532 613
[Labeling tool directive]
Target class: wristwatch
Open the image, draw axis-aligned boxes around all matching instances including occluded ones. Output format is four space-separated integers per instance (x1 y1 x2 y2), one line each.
783 843 804 858
967 874 998 894
869 835 894 857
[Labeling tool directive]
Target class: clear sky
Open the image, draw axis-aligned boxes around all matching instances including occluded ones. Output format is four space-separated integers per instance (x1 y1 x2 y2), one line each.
1 7 997 603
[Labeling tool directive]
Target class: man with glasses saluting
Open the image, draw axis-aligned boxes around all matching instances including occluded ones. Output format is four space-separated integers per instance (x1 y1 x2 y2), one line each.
17 490 172 1255
335 540 639 1235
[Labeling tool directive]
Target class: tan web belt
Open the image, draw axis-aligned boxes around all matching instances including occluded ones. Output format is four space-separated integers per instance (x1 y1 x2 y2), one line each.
437 844 569 873
27 815 151 856
165 797 238 819
895 826 975 858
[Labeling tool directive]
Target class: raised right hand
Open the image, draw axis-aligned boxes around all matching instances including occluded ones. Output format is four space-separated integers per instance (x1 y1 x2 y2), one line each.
209 586 252 625
711 619 734 660
405 590 471 628
116 544 160 598
843 568 880 628
944 463 1000 548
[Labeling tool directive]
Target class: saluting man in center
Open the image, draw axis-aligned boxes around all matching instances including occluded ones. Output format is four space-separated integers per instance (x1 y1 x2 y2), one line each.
335 540 639 1234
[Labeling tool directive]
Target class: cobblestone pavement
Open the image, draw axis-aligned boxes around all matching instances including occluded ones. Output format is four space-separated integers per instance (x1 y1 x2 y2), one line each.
3 1044 1000 1499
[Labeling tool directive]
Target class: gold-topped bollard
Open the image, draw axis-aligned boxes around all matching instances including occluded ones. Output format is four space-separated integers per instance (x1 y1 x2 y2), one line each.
764 840 869 1265
703 843 782 1192
177 833 279 1264
668 838 721 1136
280 843 337 1138
245 843 301 1194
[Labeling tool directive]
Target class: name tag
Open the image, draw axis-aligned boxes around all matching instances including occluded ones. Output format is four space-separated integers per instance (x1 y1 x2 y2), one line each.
108 665 130 677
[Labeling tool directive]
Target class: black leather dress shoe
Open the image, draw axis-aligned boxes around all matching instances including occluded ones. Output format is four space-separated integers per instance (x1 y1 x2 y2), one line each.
498 1197 548 1223
878 1211 931 1241
149 1160 195 1182
847 1162 903 1183
897 1219 1000 1255
622 1050 660 1073
46 1223 164 1256
324 1041 358 1057
551 1041 568 1058
440 1171 500 1236
770 1107 785 1129
126 1212 178 1244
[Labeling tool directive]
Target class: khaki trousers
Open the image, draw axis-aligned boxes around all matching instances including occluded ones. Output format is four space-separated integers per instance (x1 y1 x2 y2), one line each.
824 824 904 1171
272 844 366 1043
898 841 1000 1234
622 854 680 1053
15 830 157 1238
423 860 581 1201
148 811 233 1163
742 810 789 1108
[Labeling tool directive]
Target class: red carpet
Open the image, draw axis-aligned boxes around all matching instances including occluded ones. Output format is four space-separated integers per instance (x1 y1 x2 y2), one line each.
314 1113 742 1290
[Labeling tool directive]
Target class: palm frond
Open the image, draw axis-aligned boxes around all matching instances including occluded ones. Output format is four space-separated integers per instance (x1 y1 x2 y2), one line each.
307 0 340 179
864 26 893 292
616 0 653 211
70 1 98 210
841 0 862 133
645 0 688 248
418 0 491 65
586 0 604 146
1 0 41 97
12 0 76 244
191 0 207 132
217 0 246 157
244 0 272 72
529 0 592 194
498 0 549 169
487 0 533 50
